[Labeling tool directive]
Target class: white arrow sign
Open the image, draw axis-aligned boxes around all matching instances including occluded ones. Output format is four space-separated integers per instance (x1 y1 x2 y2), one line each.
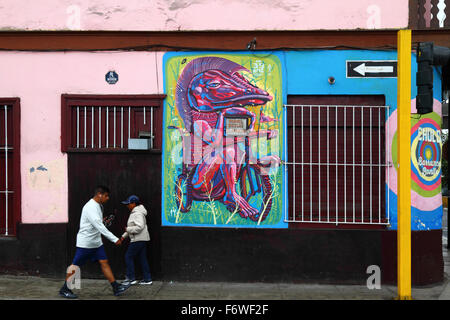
353 63 394 76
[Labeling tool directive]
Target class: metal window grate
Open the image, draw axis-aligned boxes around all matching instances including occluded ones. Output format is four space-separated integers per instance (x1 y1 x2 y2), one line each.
285 104 391 226
1 105 13 235
69 105 155 151
416 0 450 29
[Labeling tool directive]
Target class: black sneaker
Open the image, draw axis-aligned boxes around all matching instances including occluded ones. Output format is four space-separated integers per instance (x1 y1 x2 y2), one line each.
113 283 131 296
59 285 78 299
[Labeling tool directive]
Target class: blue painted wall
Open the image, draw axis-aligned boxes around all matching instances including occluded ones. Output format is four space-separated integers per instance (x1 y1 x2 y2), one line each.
283 49 443 231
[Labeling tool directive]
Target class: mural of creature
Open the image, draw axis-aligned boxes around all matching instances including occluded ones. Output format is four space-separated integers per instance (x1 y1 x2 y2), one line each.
170 56 280 222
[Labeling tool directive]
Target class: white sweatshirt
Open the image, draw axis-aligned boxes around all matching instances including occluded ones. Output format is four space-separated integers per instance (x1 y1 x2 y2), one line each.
76 198 119 248
121 204 150 242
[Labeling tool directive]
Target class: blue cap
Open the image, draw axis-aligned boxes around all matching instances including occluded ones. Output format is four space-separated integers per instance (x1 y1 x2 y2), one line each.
121 195 140 205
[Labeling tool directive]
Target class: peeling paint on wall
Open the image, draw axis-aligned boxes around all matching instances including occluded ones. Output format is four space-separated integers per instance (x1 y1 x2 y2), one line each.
27 159 65 191
39 203 61 220
23 158 67 224
0 0 409 31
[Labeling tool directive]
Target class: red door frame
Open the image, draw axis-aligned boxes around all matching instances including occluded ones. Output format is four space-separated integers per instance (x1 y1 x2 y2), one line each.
0 98 21 236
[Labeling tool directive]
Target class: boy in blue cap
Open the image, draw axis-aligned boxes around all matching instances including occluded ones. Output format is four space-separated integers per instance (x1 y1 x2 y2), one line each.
120 195 152 285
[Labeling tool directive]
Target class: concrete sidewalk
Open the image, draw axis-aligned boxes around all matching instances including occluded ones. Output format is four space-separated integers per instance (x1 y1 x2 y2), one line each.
0 273 448 300
2 217 450 300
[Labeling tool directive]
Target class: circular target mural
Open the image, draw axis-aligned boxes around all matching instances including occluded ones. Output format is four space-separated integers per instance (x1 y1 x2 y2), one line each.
411 117 442 197
388 98 443 214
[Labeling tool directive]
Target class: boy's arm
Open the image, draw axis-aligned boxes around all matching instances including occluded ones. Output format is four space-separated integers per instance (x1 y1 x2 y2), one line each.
86 207 119 244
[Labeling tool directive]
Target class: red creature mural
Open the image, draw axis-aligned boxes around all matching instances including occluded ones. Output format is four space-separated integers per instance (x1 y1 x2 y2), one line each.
170 56 280 222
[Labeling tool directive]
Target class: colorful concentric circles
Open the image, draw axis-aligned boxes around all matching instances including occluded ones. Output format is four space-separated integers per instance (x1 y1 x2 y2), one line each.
410 116 442 197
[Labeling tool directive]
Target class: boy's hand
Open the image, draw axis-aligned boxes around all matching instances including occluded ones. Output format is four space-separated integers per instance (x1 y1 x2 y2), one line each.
115 239 122 246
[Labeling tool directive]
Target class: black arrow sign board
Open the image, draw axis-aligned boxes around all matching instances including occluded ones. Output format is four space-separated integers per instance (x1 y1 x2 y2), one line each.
347 60 397 78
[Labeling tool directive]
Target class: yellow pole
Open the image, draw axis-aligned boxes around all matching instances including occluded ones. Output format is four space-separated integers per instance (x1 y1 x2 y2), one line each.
397 29 412 300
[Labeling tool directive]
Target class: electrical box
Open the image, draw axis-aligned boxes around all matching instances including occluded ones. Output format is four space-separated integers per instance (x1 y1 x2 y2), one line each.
128 138 151 150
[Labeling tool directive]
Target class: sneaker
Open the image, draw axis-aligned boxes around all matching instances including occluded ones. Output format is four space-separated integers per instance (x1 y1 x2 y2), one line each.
139 280 153 285
122 278 138 286
113 283 131 296
59 285 78 299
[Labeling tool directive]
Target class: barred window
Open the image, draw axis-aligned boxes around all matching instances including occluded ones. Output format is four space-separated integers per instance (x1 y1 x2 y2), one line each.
285 96 391 227
61 95 165 152
0 99 20 236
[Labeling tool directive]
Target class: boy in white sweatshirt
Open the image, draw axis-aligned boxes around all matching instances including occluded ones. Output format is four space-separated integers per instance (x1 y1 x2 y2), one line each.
120 195 152 285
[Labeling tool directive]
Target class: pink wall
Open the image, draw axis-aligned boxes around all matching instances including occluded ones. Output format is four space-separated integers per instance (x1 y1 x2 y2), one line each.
0 51 164 223
0 0 409 31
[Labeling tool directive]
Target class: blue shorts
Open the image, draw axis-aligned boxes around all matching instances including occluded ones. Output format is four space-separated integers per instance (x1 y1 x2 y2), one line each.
72 245 108 266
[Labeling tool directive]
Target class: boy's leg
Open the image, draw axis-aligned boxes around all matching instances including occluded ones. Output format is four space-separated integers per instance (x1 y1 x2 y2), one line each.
137 242 152 281
66 247 89 281
65 264 77 281
60 248 85 299
125 242 138 281
95 245 116 283
98 259 131 296
63 264 81 287
98 259 115 283
60 264 79 294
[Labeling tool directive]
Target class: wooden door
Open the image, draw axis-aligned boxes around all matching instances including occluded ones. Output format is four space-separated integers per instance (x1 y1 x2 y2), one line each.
67 152 161 279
